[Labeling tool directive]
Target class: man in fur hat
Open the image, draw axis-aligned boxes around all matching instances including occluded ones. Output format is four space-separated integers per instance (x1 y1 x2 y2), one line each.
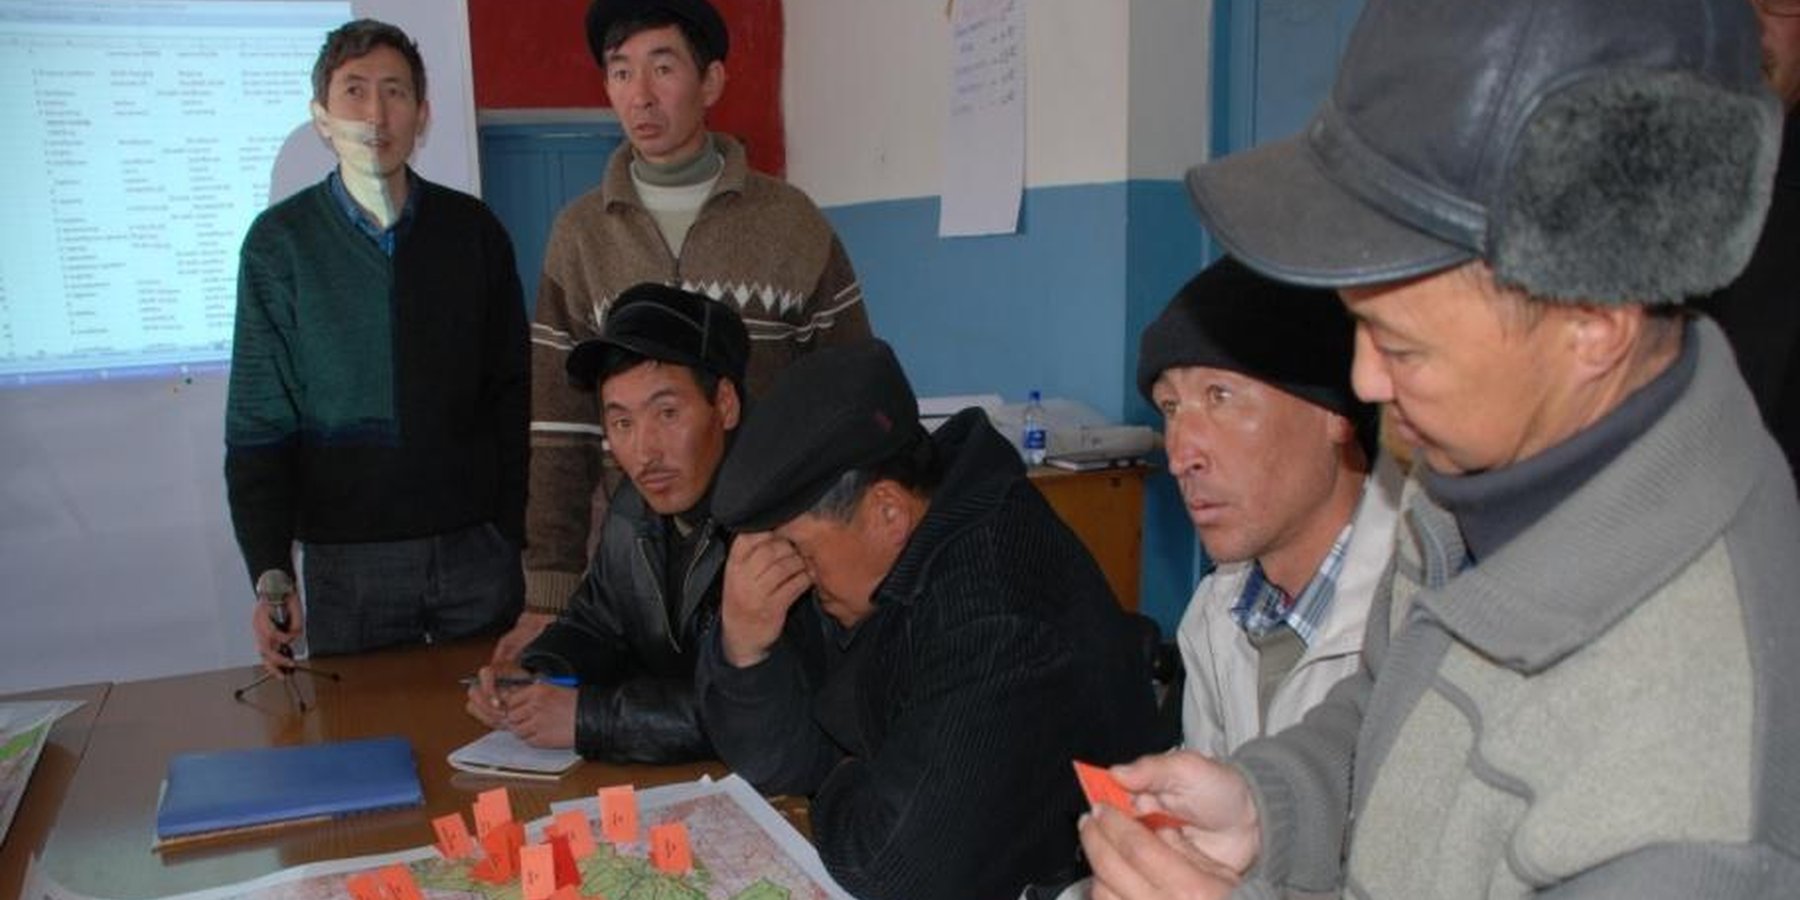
1078 0 1800 896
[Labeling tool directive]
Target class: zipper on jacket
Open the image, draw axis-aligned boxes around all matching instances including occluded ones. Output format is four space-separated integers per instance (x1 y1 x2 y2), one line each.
633 535 680 653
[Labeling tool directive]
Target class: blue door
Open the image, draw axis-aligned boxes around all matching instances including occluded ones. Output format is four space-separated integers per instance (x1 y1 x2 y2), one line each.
478 120 625 314
1212 0 1365 159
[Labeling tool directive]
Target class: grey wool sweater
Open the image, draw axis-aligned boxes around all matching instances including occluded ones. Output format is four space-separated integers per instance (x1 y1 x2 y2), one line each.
1229 319 1800 898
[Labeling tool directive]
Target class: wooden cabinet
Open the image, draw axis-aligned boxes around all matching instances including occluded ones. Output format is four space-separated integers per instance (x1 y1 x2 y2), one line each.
1028 465 1150 610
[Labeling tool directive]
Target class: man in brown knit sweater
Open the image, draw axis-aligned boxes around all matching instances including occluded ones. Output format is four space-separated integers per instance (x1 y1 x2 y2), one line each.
495 0 873 662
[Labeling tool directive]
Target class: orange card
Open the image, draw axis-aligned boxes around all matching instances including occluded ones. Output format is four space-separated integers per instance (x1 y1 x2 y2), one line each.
344 871 385 900
471 820 526 884
1073 760 1133 813
1073 760 1191 830
598 784 638 844
648 822 693 875
474 786 514 837
520 844 555 900
377 864 424 900
432 811 476 859
547 829 581 888
550 809 598 859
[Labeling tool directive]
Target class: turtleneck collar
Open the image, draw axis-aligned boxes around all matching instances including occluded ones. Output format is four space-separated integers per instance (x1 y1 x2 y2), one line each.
1422 319 1697 562
631 133 724 188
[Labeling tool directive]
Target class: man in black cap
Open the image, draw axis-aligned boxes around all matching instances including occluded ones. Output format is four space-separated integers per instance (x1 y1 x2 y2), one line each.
500 0 874 663
1080 0 1800 897
697 340 1160 900
465 283 745 763
1139 257 1401 760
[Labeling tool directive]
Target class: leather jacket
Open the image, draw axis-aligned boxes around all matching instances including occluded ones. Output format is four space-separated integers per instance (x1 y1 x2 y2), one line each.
520 481 726 763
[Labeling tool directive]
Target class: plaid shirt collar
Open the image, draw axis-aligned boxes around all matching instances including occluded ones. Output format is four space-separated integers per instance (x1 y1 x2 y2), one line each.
326 168 418 256
1230 520 1355 646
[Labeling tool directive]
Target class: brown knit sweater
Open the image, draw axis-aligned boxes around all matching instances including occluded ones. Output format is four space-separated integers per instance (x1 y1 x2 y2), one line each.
525 134 872 612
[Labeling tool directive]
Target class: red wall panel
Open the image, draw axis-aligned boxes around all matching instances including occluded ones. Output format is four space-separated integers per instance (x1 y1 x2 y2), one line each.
467 0 785 176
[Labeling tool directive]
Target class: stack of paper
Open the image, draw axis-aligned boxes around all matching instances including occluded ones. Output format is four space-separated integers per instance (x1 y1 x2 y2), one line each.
448 730 581 780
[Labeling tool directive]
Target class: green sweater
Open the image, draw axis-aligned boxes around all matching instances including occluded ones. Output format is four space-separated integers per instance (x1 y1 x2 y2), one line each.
224 174 528 582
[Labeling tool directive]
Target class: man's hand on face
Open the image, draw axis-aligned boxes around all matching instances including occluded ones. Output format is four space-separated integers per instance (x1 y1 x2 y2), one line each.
719 531 813 667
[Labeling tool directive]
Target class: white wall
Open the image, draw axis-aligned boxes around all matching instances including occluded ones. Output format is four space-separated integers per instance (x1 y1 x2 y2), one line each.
784 0 1134 208
1129 0 1213 180
0 0 480 693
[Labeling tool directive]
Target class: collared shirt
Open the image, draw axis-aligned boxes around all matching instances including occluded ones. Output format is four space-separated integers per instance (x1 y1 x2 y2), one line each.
1230 520 1354 646
326 168 418 257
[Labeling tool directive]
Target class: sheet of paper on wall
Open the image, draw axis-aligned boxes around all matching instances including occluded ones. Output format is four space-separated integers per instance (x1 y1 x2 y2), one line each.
939 0 1026 236
0 700 83 847
448 730 581 781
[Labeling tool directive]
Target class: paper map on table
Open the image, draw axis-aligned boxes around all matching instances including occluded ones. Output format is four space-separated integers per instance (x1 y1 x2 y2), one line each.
0 700 83 847
23 773 852 900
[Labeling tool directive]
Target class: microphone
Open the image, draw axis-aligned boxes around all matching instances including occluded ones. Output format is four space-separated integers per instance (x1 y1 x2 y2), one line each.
255 569 297 653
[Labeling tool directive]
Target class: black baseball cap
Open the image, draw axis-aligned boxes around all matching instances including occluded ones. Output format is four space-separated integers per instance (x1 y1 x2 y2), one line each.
565 283 749 392
714 340 924 532
585 0 728 68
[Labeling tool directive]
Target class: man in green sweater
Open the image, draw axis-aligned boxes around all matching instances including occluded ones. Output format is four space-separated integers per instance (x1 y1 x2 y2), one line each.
497 0 874 663
225 19 528 674
1080 0 1800 897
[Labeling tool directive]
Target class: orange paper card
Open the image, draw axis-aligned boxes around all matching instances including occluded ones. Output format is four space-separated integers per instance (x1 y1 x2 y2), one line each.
377 864 424 900
550 809 598 858
1074 760 1133 813
471 820 526 884
598 784 639 844
433 812 476 859
1073 760 1191 830
520 844 555 900
474 786 514 837
648 822 693 875
547 829 581 887
345 872 385 900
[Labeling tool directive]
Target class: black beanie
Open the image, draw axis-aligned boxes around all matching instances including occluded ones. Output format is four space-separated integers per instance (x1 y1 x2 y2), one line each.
1137 256 1376 459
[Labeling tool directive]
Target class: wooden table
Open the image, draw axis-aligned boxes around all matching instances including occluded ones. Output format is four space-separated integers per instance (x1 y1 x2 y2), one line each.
0 682 109 900
1030 464 1151 610
33 640 727 899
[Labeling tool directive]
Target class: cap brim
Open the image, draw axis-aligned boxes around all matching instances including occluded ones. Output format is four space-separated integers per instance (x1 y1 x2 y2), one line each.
565 336 707 390
1186 135 1473 290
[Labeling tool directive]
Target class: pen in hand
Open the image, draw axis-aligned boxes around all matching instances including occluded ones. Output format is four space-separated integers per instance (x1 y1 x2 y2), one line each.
459 674 579 689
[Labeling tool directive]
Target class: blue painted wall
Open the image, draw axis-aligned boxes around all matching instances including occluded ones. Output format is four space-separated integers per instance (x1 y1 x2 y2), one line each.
824 185 1131 420
823 180 1209 632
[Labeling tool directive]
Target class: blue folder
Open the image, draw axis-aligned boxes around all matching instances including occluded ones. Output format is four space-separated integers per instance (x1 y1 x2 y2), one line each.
155 735 423 843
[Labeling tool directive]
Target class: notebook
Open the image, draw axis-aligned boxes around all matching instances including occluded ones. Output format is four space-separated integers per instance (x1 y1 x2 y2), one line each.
448 729 581 780
154 735 423 847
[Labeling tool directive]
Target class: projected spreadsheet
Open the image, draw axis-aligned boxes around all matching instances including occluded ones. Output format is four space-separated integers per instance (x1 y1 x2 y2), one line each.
0 0 350 384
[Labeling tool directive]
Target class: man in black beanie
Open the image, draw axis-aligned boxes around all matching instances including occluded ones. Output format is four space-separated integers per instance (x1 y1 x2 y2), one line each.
697 340 1159 900
465 283 746 763
1139 257 1401 760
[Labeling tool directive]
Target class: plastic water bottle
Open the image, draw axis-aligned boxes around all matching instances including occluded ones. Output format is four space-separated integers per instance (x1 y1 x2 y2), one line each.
1022 390 1049 465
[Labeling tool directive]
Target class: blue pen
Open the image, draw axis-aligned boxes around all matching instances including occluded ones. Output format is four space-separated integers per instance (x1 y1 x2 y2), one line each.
458 674 578 689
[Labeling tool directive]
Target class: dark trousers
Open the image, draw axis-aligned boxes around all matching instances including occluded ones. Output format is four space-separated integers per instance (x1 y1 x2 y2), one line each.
300 522 522 657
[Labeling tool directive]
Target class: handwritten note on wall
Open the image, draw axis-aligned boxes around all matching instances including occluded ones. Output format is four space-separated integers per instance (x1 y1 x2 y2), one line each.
939 0 1026 237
